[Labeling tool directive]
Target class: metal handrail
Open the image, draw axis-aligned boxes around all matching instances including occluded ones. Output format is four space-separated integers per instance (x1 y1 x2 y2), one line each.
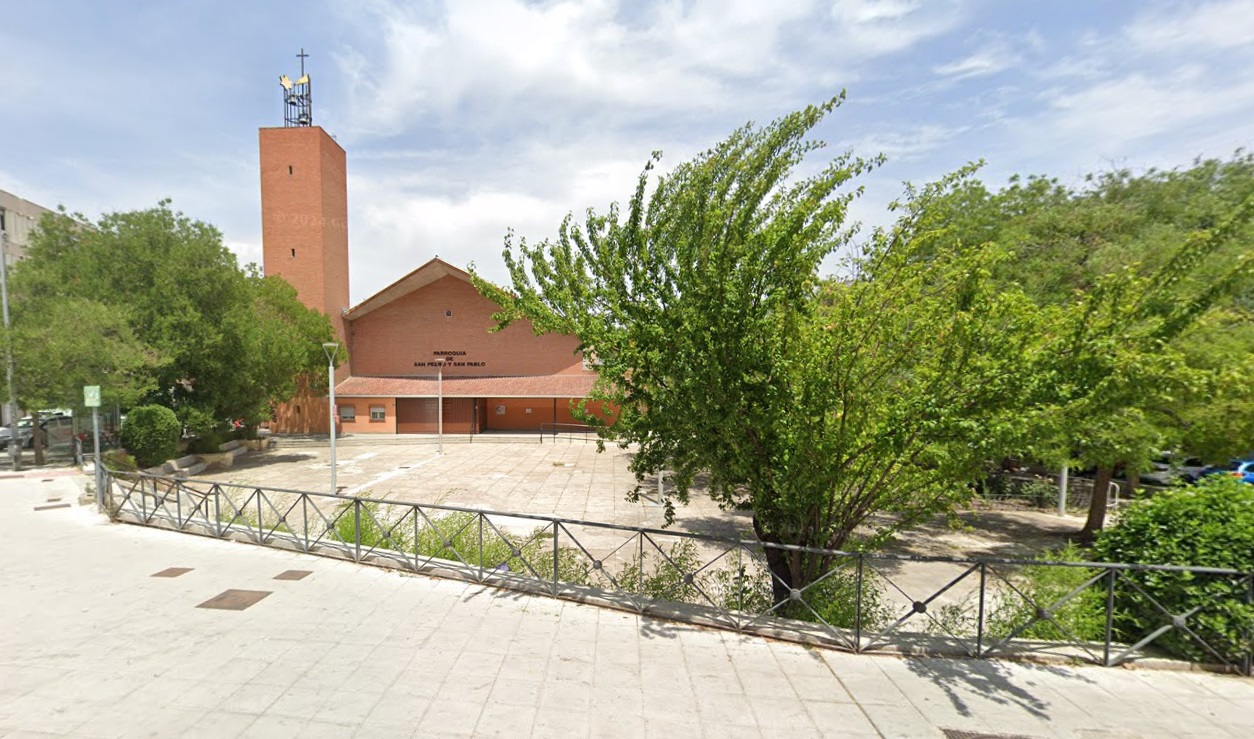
538 422 597 444
101 470 1254 675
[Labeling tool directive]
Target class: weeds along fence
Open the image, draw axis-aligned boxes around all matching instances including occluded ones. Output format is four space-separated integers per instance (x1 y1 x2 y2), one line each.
103 471 1252 675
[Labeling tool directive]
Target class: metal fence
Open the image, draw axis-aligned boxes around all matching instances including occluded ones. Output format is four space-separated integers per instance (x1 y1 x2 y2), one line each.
102 470 1253 675
975 472 1123 512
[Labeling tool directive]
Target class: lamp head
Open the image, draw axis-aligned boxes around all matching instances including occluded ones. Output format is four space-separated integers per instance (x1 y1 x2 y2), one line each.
321 342 340 362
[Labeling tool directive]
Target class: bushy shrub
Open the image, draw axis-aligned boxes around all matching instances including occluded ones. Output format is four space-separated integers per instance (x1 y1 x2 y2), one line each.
119 405 181 468
1095 475 1254 663
985 543 1106 643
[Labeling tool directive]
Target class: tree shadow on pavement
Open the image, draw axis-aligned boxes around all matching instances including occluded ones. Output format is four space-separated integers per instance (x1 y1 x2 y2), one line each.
901 655 1092 719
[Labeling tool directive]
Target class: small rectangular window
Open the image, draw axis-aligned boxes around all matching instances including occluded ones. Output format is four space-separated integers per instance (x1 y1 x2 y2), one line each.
291 248 296 257
339 405 356 421
370 406 385 422
288 165 293 175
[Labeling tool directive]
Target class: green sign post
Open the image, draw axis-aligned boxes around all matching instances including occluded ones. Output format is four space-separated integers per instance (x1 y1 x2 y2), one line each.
84 386 103 507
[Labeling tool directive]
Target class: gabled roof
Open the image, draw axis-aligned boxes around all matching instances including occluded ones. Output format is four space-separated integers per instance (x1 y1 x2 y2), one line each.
344 257 479 320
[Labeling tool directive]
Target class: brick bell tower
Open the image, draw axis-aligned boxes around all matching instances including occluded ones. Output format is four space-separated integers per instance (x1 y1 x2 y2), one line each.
259 49 350 365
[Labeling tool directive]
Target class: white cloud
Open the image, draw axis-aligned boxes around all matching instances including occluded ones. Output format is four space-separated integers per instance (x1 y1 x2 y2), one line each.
933 43 1018 80
1042 65 1254 147
333 0 965 139
842 124 969 161
1125 0 1254 51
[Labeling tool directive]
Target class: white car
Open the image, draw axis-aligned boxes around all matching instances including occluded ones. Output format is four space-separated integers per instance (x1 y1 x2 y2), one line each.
1142 457 1206 486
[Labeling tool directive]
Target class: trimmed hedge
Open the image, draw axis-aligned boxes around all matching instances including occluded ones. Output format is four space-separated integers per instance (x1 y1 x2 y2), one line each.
120 405 181 468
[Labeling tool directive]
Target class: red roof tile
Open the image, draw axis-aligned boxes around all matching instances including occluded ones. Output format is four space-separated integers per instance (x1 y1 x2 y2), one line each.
336 374 597 398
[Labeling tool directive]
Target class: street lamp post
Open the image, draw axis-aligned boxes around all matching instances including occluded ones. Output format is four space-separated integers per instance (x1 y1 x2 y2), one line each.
434 357 445 454
322 342 340 495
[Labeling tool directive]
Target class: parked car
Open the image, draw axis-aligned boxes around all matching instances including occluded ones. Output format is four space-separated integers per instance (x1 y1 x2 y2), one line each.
1199 457 1254 484
0 414 74 450
0 418 34 450
1141 456 1207 486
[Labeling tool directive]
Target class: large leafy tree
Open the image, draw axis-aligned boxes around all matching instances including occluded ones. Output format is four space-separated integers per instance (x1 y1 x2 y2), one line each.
936 159 1254 539
474 98 1045 598
8 201 336 438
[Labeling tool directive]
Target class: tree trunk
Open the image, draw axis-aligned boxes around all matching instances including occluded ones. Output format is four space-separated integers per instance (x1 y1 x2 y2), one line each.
752 514 795 605
32 410 45 467
1078 464 1113 545
1126 468 1140 500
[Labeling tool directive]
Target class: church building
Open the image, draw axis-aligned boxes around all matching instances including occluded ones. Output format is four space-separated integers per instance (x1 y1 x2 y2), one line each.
259 60 597 436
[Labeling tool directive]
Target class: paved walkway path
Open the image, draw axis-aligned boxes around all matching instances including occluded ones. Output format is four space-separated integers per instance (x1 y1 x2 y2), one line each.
1 476 1250 738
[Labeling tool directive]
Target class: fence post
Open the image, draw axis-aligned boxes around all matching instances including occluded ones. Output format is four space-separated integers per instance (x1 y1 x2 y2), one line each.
213 486 222 537
854 554 864 653
1244 574 1253 677
301 496 310 552
256 491 264 543
976 562 987 658
637 531 645 610
354 498 362 562
552 523 560 597
1103 568 1117 666
478 513 485 582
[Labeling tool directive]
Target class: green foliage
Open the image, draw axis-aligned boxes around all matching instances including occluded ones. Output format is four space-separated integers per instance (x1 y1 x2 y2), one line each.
787 565 890 630
937 157 1254 536
1020 478 1059 509
101 449 138 473
119 404 181 468
10 201 337 432
986 544 1106 643
186 431 229 455
1094 475 1254 663
474 96 1046 598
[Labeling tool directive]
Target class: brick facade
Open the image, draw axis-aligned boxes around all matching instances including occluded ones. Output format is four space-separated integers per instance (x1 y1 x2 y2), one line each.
260 125 600 436
259 126 350 351
348 270 585 378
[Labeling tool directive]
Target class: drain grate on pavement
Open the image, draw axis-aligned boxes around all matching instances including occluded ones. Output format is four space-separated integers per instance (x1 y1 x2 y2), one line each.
943 730 1042 739
151 567 194 578
273 570 312 581
197 589 272 611
33 503 71 511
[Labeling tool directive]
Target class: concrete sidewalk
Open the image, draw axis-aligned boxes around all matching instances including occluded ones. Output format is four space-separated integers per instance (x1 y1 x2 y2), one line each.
1 476 1250 738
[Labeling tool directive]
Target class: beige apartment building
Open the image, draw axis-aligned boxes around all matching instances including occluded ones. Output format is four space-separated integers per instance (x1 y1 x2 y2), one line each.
0 188 56 267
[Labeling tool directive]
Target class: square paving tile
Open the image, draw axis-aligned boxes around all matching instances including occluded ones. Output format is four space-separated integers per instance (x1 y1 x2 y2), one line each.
197 589 272 611
274 570 313 581
152 567 194 578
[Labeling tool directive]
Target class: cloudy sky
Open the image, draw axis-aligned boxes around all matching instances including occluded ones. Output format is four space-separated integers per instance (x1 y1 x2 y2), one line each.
2 0 1252 304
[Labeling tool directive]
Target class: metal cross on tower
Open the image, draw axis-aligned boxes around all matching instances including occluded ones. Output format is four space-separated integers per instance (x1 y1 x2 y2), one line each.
279 49 313 127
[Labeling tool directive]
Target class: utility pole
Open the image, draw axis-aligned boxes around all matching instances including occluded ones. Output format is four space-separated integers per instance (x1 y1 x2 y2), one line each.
0 229 18 471
322 342 339 495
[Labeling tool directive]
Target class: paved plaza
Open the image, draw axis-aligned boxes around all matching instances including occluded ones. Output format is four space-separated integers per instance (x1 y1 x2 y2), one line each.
197 437 726 534
2 472 1252 738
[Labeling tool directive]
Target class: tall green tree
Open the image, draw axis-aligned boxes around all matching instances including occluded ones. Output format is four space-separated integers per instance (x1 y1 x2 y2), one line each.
475 98 1045 598
9 201 336 439
936 158 1254 539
